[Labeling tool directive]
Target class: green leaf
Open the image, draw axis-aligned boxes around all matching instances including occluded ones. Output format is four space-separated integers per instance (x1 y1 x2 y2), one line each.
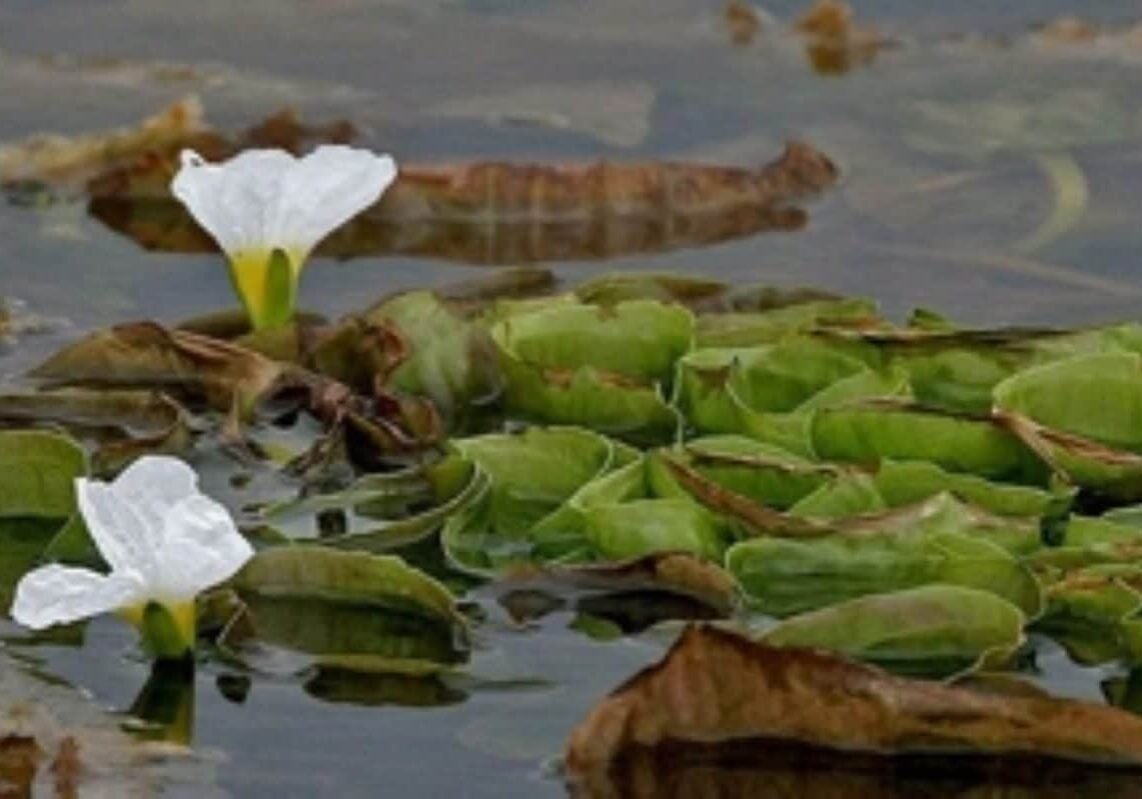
231 545 463 627
261 456 483 552
366 290 501 419
873 459 1071 518
489 300 688 441
224 546 467 676
1034 565 1142 666
680 435 838 511
441 427 631 575
675 341 906 455
583 499 724 562
693 298 880 348
810 400 1046 484
0 429 87 518
492 299 693 383
995 352 1142 453
763 585 1027 678
726 507 1044 617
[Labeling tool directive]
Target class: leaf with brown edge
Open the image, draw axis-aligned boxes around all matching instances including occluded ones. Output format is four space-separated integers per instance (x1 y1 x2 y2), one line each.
564 625 1142 787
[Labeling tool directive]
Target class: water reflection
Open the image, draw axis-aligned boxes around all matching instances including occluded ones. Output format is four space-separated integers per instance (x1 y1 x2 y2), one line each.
128 659 196 745
570 742 1142 799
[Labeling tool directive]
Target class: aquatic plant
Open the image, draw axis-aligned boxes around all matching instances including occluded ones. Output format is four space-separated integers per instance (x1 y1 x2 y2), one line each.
171 146 397 329
10 456 253 659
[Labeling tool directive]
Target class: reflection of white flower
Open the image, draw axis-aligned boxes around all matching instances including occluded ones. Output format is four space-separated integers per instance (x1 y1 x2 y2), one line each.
171 145 398 329
11 456 253 658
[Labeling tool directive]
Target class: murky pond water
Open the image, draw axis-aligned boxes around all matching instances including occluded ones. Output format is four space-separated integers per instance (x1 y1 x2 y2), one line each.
4 1 1142 795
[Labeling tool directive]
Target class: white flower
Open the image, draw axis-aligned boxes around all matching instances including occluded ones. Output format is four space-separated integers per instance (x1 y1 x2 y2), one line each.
170 145 398 329
11 456 253 657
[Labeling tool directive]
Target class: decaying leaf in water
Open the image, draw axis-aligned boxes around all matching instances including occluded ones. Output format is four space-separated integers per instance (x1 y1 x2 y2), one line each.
564 625 1142 786
135 151 832 264
29 322 287 415
724 0 763 46
0 96 206 190
0 388 191 472
74 98 837 263
29 322 441 462
495 552 738 632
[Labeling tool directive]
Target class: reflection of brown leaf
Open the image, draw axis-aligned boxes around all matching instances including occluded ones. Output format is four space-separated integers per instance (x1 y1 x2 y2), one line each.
725 0 763 47
565 626 1142 789
581 739 1142 799
0 97 205 188
794 0 889 75
499 553 739 627
0 735 40 797
50 736 80 799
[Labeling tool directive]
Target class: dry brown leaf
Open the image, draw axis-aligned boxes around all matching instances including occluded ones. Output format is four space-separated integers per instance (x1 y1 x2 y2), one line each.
78 99 837 263
793 0 890 75
724 0 763 46
0 96 205 188
565 625 1142 786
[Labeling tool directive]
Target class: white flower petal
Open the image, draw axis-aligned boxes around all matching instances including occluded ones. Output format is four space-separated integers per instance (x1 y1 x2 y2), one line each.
271 146 397 256
110 456 199 541
155 494 254 600
10 565 143 630
75 478 159 578
171 148 297 254
170 146 397 261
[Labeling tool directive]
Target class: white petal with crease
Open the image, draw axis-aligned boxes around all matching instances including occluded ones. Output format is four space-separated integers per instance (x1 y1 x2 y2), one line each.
75 479 158 577
170 145 397 258
11 565 143 630
156 494 254 600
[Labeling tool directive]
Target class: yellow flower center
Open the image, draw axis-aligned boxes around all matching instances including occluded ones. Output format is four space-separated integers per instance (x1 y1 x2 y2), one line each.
228 247 303 330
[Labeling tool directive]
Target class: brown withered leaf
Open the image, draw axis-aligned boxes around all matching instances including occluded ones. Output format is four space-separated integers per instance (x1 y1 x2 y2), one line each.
0 388 192 472
0 735 40 797
661 453 825 537
0 96 205 190
581 739 1142 799
725 0 763 47
793 0 892 75
497 553 739 631
87 118 838 263
28 323 439 464
28 322 288 416
565 625 1142 791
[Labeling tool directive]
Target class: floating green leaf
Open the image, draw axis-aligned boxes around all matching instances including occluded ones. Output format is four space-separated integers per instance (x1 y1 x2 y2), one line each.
811 400 1046 484
763 585 1027 678
727 501 1044 617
